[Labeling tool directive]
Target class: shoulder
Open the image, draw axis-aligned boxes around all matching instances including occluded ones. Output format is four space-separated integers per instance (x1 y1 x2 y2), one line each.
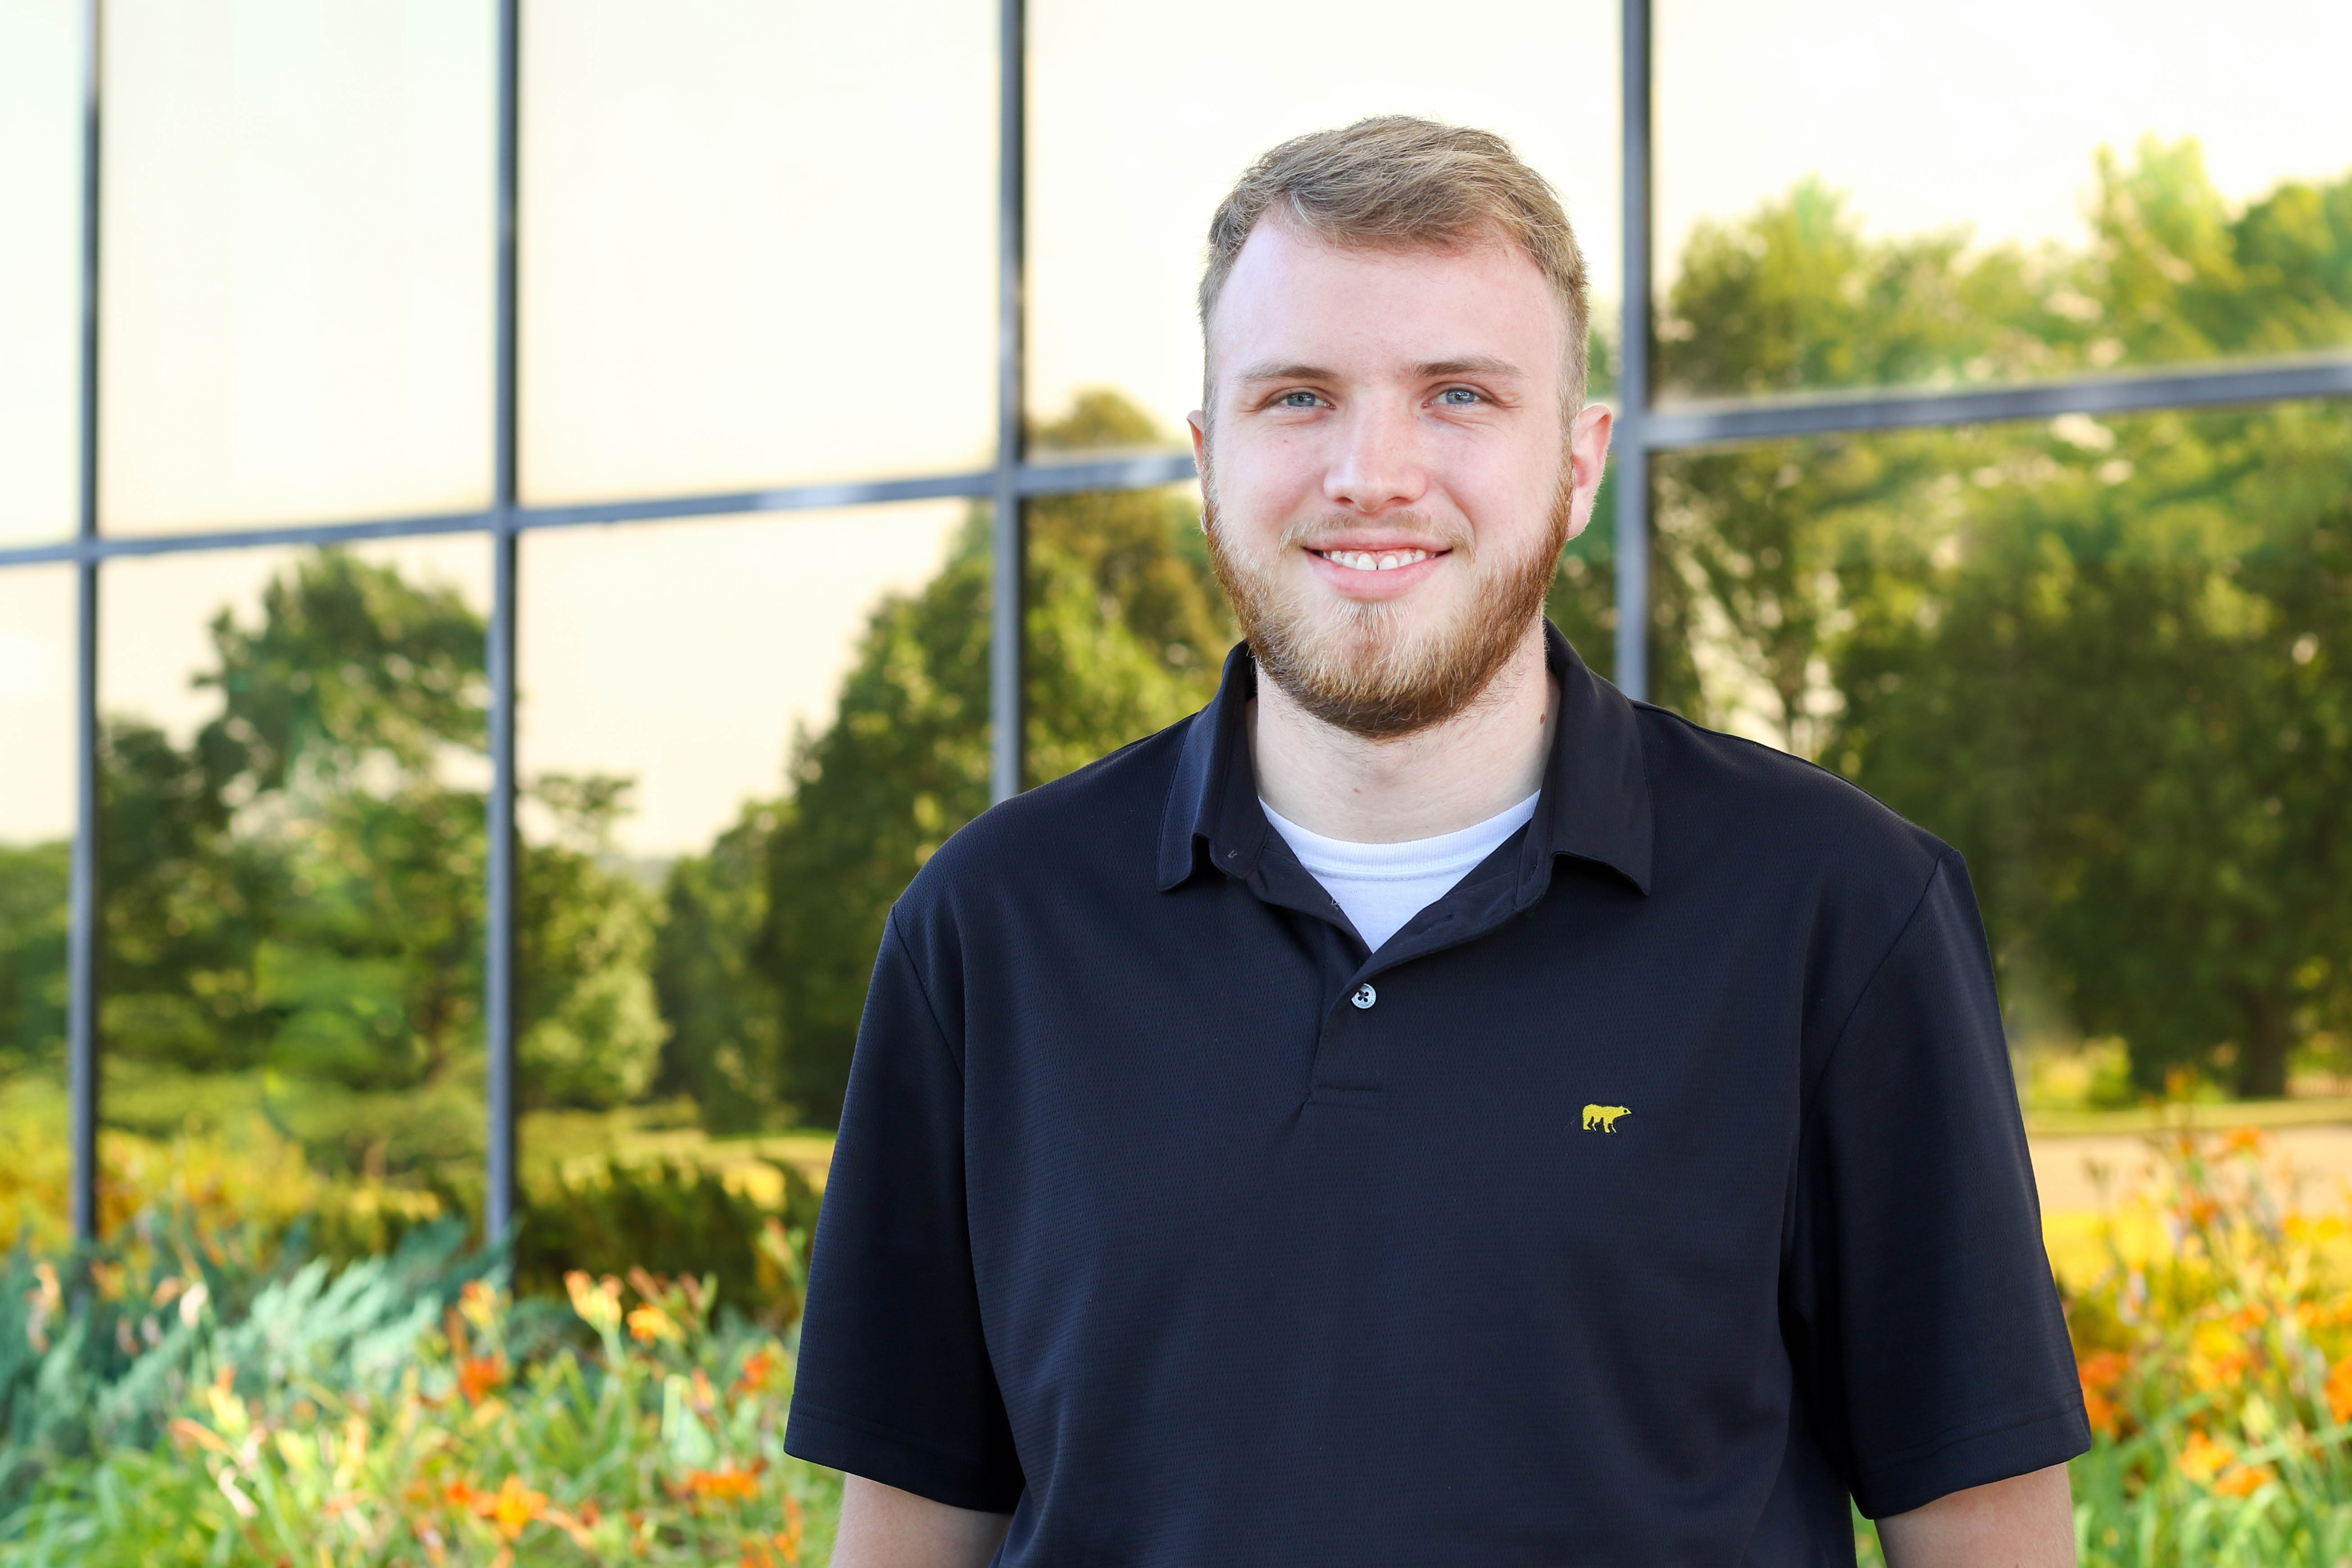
1632 700 1952 907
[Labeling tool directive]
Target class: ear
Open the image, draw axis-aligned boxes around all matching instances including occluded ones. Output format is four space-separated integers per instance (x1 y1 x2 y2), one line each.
1187 410 1209 469
1560 404 1614 543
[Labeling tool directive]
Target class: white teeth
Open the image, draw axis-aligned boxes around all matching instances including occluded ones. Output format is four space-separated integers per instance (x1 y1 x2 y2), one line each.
1323 548 1430 572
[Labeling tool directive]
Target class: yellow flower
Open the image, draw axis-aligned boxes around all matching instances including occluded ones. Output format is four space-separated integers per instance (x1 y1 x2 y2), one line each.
627 1304 681 1344
459 1279 501 1333
564 1270 622 1334
2177 1430 2235 1484
491 1474 548 1540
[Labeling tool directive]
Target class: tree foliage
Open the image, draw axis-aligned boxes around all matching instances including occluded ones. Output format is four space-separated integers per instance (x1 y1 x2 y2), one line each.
1649 141 2352 1096
66 553 665 1176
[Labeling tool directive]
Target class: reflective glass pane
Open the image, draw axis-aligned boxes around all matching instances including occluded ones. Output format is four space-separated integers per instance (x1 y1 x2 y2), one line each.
1017 476 1230 786
100 0 496 534
0 568 75 1247
1030 0 1621 455
1655 0 2352 400
519 0 997 505
1649 400 2352 1103
513 503 967 1303
0 0 80 547
98 539 492 1241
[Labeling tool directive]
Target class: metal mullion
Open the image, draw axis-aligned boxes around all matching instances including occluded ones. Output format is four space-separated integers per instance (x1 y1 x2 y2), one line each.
1635 356 2352 450
1613 0 1653 702
1014 452 1197 496
518 471 998 530
67 0 103 1245
11 351 2350 578
989 0 1027 804
483 0 522 1244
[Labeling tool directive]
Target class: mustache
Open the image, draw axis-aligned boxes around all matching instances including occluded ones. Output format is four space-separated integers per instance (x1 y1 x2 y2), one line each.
1272 514 1477 556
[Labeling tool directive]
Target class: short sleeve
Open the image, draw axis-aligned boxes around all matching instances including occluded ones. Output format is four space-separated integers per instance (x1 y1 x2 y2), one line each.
783 911 1025 1512
1786 853 2090 1519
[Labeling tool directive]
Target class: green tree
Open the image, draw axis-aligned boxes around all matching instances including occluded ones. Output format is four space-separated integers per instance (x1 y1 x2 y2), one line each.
0 843 68 1076
92 552 665 1154
752 393 1230 1125
653 800 788 1133
1835 403 2352 1096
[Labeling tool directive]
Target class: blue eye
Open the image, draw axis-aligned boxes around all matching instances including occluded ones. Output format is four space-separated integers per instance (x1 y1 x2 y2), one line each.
1439 388 1481 405
1280 391 1320 408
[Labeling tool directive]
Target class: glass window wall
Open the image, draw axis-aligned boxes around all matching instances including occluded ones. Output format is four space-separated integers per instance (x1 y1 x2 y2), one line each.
3 0 2346 1250
1028 0 1621 455
0 0 81 548
0 568 75 1246
1650 402 2352 1100
1653 0 2352 401
99 0 497 534
518 0 998 504
97 541 493 1236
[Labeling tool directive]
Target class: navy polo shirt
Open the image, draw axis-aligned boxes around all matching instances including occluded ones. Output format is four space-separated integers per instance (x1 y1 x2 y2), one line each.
786 624 2089 1565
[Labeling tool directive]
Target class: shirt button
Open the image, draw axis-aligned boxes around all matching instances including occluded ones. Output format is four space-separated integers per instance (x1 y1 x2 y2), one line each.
1350 984 1377 1010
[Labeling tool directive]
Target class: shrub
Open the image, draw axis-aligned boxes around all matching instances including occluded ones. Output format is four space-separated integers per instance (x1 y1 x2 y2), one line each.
0 1234 835 1563
2054 1127 2352 1564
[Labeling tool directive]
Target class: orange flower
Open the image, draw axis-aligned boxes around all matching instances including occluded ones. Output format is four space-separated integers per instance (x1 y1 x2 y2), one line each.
2213 1461 2273 1498
2221 1126 2268 1155
2327 1358 2352 1427
685 1461 765 1502
458 1353 509 1405
627 1304 681 1344
2076 1351 2130 1438
735 1347 780 1395
448 1475 548 1541
488 1474 548 1541
739 1502 804 1568
2175 1427 2273 1495
2177 1430 2235 1485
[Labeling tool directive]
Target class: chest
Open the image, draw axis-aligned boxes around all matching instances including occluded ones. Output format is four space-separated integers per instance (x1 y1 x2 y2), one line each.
957 877 1812 1324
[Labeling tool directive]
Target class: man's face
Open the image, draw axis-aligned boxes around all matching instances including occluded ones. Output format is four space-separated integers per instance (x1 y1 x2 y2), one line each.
1190 219 1612 738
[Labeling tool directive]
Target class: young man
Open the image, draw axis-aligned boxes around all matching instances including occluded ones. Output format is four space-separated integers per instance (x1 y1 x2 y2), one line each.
786 118 2088 1566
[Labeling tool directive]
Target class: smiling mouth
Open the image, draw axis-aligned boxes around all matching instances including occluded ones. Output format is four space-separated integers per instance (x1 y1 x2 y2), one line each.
1312 547 1442 572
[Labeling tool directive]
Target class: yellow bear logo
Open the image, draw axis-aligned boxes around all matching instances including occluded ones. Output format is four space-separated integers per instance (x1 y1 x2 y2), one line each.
1581 1104 1631 1134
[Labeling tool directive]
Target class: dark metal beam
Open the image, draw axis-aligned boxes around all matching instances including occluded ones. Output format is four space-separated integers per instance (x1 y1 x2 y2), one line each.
67 0 103 1246
1613 0 1654 701
483 0 522 1245
1639 355 2352 449
1017 452 1197 495
9 351 2348 578
989 0 1028 805
520 470 1000 530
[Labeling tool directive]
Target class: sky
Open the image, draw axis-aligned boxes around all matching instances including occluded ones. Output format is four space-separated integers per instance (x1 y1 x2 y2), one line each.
5 0 2351 852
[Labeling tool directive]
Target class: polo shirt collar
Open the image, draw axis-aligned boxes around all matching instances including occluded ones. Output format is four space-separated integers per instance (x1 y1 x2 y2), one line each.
1155 622 1653 899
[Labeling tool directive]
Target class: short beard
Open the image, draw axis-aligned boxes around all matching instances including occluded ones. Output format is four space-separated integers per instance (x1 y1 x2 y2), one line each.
1201 459 1573 741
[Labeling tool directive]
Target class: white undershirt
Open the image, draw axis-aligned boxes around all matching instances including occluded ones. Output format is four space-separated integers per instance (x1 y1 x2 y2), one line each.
1260 791 1541 953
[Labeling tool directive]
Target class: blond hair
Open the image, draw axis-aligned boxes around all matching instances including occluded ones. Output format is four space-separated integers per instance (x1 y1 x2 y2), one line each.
1198 116 1590 412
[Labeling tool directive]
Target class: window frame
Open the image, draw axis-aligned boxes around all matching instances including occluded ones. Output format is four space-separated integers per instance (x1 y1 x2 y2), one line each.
5 0 2347 1238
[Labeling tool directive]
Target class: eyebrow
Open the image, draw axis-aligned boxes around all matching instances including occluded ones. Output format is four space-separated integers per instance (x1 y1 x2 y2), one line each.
1229 356 1530 384
1412 356 1527 380
1231 361 1337 384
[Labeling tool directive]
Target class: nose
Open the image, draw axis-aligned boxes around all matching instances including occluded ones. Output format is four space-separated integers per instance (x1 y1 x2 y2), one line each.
1323 397 1430 515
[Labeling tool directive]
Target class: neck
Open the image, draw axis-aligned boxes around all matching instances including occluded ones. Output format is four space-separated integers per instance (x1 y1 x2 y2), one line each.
1249 621 1556 844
